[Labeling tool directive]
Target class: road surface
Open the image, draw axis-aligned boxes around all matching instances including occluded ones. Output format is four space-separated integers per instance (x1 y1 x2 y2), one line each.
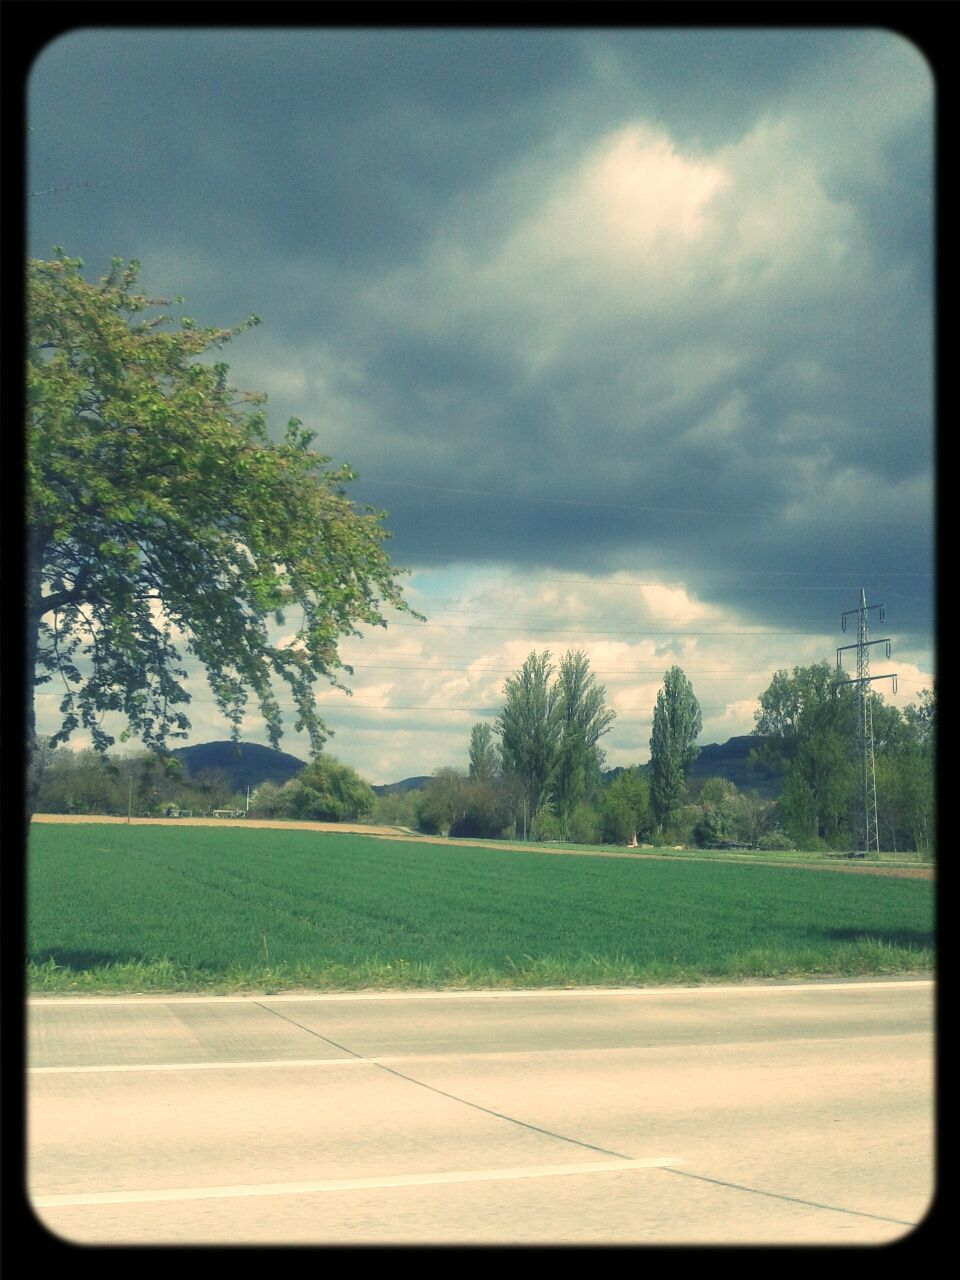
27 979 934 1245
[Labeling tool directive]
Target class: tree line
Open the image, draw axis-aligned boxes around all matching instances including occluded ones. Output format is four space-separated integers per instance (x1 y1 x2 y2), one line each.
31 652 935 857
31 743 377 824
396 654 935 855
407 653 711 847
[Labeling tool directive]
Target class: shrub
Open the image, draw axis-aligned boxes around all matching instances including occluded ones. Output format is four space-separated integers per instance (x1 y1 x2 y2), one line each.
755 831 795 851
567 802 601 845
534 807 562 841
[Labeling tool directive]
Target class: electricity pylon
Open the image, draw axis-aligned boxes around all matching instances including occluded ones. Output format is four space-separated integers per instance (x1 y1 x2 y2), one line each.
837 590 897 857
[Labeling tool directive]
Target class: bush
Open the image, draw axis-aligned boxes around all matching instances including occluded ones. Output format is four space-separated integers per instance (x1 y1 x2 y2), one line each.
370 789 420 829
601 795 636 845
755 831 795 851
601 768 653 844
415 791 447 835
534 808 562 841
567 803 601 845
298 754 375 821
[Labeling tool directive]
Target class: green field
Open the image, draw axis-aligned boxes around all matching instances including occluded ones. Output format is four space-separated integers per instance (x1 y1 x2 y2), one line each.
27 823 934 993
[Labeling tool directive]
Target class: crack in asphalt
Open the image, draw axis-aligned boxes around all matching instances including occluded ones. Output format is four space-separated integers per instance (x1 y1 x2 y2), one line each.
253 999 921 1229
252 999 635 1160
661 1166 919 1227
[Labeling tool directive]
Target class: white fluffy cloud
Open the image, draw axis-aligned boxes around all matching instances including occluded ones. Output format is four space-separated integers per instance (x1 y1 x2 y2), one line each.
364 110 867 375
290 565 931 781
38 561 932 782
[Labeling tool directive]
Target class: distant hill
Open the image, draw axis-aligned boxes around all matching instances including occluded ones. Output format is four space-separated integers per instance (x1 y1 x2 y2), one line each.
172 734 782 799
171 741 307 791
687 735 782 797
371 776 432 796
606 735 782 798
373 737 783 798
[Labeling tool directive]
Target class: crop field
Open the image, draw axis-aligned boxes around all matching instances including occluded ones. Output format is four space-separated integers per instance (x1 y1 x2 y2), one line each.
27 822 935 993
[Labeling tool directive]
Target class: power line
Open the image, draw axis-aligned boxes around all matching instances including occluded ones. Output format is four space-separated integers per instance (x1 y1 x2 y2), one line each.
357 477 928 528
391 606 931 627
336 662 805 676
387 620 881 636
399 552 933 577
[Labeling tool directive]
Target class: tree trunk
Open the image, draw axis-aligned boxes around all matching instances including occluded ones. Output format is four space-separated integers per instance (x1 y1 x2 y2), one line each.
25 530 49 823
25 608 41 822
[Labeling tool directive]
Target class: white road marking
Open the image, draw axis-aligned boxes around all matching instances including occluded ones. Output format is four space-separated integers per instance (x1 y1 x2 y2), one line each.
32 1157 680 1207
29 1032 926 1075
28 978 932 1006
29 1057 372 1074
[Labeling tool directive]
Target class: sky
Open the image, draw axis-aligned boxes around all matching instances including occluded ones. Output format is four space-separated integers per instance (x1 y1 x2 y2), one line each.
26 25 936 785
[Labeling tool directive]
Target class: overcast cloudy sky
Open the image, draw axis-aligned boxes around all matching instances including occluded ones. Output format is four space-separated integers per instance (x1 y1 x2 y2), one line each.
27 26 935 784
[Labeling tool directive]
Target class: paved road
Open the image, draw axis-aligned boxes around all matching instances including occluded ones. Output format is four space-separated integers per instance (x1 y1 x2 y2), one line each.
27 979 934 1245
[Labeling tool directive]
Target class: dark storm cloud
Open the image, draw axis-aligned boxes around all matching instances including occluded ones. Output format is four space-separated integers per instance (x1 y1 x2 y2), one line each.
29 29 588 280
28 27 934 667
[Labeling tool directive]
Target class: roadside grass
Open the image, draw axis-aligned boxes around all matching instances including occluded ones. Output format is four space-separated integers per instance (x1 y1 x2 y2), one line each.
27 823 934 994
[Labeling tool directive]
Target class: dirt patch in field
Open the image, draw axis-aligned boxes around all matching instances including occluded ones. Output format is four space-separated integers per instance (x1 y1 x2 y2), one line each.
796 861 933 880
31 814 934 879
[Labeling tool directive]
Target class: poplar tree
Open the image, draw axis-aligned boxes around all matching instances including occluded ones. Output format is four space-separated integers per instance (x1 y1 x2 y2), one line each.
649 666 702 831
554 649 616 836
468 722 499 781
495 651 561 834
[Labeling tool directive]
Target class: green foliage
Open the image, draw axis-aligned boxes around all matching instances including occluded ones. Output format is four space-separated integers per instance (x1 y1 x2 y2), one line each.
752 665 931 855
566 802 601 845
495 649 615 838
532 806 562 842
247 756 374 822
601 795 636 845
416 767 471 835
26 252 418 809
649 667 702 830
776 766 819 846
496 651 562 825
417 767 516 839
34 746 121 815
601 767 653 844
298 754 375 821
468 722 499 782
687 777 776 848
553 650 616 836
34 744 242 816
693 777 739 845
248 780 283 818
449 779 515 840
756 832 795 851
370 788 420 830
872 688 935 857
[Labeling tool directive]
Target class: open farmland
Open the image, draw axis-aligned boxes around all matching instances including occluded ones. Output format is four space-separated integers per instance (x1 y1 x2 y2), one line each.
27 822 934 993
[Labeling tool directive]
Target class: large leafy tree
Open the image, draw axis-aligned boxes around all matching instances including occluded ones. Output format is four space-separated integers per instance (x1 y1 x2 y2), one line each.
753 663 855 848
296 753 375 822
872 689 935 856
416 767 472 836
649 666 702 831
26 252 418 813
